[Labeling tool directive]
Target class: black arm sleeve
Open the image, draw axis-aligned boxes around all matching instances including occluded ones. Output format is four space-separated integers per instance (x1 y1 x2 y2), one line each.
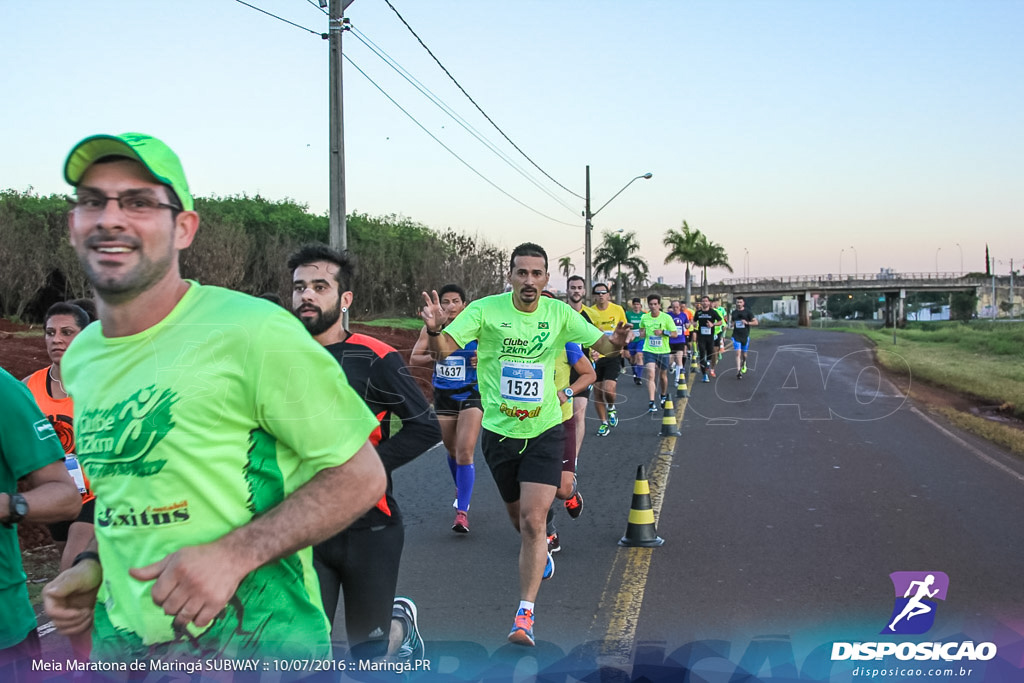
366 351 441 474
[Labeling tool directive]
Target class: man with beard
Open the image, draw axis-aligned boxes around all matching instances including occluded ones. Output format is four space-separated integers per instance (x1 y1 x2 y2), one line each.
43 133 386 667
585 283 627 437
565 276 594 456
421 243 629 646
694 296 725 382
288 243 440 663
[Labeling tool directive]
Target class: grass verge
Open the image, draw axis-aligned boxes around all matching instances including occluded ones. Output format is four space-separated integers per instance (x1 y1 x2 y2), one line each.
929 405 1024 458
831 323 1024 419
356 317 423 331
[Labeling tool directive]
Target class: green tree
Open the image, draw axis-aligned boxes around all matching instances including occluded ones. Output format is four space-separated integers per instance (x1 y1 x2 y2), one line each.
692 236 732 297
663 220 703 305
558 256 574 283
593 230 648 305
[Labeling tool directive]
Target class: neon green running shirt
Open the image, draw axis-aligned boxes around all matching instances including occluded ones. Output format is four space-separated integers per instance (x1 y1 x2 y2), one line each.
639 311 677 354
444 293 603 439
61 283 377 661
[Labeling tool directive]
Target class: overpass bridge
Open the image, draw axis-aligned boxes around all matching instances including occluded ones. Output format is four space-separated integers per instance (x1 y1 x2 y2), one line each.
706 272 989 327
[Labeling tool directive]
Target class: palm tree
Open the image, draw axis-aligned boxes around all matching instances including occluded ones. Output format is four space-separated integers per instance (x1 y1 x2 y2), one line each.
558 256 574 283
663 221 703 305
692 236 733 296
593 230 649 305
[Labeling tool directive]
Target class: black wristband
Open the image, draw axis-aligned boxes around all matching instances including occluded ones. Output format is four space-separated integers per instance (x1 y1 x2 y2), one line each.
426 328 441 337
72 551 100 567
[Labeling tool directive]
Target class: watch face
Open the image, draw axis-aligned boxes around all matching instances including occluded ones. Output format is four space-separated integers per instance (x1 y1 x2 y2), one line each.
12 494 28 517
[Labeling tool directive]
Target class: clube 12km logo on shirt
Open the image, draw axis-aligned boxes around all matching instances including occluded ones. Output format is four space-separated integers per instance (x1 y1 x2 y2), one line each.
831 572 998 663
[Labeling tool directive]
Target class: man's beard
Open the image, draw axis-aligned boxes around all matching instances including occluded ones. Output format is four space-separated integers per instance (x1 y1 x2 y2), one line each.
569 292 583 304
295 300 341 336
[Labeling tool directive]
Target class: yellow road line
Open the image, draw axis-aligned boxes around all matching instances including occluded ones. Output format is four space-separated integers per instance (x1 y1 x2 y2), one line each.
588 367 692 666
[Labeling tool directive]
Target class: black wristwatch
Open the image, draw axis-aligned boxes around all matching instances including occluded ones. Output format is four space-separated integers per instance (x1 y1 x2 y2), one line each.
3 493 28 528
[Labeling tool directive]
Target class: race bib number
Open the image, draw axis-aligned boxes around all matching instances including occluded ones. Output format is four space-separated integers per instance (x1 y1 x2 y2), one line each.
500 362 544 403
65 454 87 494
435 356 466 381
675 325 684 336
700 326 713 335
648 336 663 348
735 320 746 329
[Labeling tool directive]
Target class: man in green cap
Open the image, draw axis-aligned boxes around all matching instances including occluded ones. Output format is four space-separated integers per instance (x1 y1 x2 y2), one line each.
43 133 387 665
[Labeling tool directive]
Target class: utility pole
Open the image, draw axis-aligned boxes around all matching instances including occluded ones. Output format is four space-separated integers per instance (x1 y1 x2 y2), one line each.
584 165 593 302
328 0 354 252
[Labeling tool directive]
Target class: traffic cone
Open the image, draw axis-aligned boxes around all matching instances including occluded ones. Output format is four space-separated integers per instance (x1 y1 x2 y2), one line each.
659 396 681 436
619 465 664 547
676 372 689 399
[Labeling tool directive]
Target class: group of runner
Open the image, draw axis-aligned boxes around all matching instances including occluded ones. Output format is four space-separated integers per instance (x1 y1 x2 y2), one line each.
3 131 764 674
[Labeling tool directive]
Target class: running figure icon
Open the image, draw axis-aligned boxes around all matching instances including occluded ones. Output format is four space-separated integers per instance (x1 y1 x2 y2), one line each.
886 573 943 633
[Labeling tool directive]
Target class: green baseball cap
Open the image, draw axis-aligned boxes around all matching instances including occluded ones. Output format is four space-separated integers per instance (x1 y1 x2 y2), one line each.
64 132 194 211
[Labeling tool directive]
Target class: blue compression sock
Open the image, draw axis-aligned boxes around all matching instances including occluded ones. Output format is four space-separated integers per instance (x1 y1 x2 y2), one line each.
455 463 475 512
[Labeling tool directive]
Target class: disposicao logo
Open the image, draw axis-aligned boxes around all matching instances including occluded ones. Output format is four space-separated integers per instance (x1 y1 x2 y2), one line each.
882 571 949 635
831 571 998 663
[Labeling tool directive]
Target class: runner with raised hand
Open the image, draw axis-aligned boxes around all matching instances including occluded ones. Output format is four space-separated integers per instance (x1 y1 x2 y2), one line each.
420 243 629 647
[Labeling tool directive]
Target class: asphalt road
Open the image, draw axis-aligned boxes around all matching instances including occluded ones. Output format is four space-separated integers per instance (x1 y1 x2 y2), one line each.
38 328 1024 681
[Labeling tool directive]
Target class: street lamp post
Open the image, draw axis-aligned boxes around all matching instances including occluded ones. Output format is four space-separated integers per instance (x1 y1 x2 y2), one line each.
935 247 941 274
839 248 845 277
849 246 858 276
744 248 750 279
584 166 653 299
955 242 963 274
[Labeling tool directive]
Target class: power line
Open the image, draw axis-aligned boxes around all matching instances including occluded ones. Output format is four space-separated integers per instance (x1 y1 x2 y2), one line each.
381 0 584 201
301 0 325 14
349 27 578 217
344 53 579 228
233 0 322 36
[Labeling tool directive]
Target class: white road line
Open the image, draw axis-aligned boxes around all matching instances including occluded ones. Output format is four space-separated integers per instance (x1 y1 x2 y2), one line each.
910 406 1024 486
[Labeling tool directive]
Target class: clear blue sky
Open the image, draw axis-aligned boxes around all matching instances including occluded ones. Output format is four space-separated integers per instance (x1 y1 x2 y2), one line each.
2 1 1020 285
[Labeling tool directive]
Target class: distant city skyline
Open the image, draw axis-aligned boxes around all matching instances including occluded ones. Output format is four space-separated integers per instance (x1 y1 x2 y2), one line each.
1 1 1020 286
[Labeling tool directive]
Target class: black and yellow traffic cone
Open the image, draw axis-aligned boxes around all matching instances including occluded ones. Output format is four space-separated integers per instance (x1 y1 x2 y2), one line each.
676 372 689 399
619 465 664 547
659 396 681 436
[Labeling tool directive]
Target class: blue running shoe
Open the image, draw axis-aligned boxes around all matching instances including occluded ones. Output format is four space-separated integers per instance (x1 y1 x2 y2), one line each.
607 409 618 427
542 551 555 580
508 608 535 646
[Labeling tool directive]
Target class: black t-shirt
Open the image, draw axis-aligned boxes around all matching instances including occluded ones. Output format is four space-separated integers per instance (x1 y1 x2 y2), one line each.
731 309 756 339
323 332 441 527
693 309 722 338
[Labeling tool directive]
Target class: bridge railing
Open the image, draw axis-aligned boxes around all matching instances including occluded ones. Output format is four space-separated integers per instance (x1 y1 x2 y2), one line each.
720 273 985 287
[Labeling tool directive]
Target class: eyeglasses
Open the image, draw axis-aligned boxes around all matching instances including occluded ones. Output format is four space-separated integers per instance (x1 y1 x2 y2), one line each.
68 193 181 217
594 291 609 296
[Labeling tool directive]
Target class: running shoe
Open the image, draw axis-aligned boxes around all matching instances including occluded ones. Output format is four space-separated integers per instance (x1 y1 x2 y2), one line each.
741 363 747 374
702 374 710 383
508 608 535 647
565 490 584 519
547 532 561 553
634 376 642 385
608 409 618 427
737 371 742 380
596 423 610 437
452 510 469 533
709 368 716 378
718 352 723 361
392 597 424 660
648 401 658 413
543 551 555 579
660 394 668 405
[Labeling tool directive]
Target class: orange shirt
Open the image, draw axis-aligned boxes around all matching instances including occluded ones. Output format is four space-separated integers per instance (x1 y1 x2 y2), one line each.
24 367 94 503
